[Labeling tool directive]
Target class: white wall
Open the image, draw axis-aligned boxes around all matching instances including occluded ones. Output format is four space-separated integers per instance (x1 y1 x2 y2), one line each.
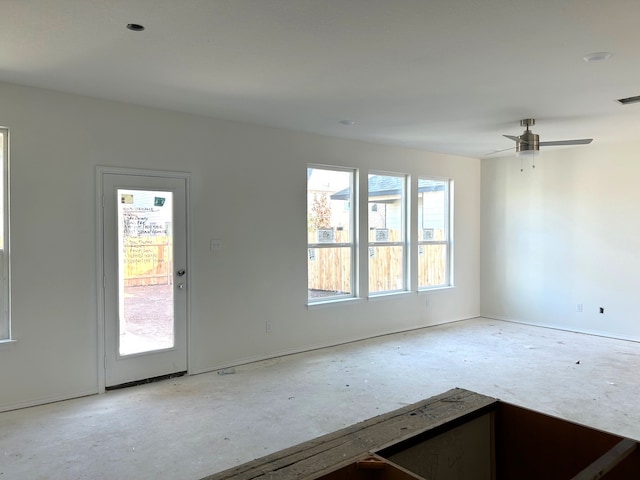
481 142 640 341
0 82 480 411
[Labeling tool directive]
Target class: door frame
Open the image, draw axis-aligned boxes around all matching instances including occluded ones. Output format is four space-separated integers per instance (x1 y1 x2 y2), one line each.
95 166 192 392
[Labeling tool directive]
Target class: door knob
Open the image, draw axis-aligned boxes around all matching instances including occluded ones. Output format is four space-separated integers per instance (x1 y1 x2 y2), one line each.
177 269 186 277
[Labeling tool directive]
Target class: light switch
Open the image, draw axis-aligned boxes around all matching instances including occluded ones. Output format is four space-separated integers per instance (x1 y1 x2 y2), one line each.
210 239 222 251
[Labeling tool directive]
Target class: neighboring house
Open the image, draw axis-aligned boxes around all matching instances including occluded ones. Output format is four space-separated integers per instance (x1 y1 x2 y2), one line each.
331 176 446 239
307 168 352 236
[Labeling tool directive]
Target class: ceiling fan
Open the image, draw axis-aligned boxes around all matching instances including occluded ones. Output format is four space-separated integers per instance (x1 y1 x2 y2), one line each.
503 118 593 156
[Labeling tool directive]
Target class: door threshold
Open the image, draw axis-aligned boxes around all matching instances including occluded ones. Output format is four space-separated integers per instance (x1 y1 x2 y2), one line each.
105 371 187 391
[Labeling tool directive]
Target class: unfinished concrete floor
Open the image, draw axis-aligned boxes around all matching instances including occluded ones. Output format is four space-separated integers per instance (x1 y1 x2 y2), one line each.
1 317 639 480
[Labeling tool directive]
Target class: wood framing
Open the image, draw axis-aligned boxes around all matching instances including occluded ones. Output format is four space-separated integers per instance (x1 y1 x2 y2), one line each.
201 388 640 480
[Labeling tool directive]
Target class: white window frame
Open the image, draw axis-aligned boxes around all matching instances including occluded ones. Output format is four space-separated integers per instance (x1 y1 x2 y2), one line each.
307 165 357 304
0 127 11 342
367 172 408 296
417 176 453 290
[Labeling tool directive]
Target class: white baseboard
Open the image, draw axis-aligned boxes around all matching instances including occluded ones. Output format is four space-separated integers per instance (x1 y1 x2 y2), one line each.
481 314 640 344
189 315 480 376
0 388 99 413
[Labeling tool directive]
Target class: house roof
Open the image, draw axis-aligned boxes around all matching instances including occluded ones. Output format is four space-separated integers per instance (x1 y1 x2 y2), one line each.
331 176 444 200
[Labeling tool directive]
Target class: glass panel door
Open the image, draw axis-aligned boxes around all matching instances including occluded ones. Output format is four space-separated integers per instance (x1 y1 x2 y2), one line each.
102 172 188 388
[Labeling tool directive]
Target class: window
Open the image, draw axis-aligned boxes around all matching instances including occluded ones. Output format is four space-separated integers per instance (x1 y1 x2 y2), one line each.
307 166 355 302
418 177 452 289
0 128 9 341
307 168 450 301
368 173 407 294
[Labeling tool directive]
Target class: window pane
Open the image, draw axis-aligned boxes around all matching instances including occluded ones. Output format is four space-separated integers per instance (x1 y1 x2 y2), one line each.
368 245 404 293
307 167 354 301
0 131 4 248
0 252 5 340
368 174 403 242
418 177 451 289
418 179 446 241
307 168 352 244
419 244 447 287
308 247 352 298
368 174 406 294
118 189 174 355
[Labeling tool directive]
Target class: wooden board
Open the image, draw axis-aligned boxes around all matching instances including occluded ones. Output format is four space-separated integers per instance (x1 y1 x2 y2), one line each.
200 388 496 480
380 413 493 480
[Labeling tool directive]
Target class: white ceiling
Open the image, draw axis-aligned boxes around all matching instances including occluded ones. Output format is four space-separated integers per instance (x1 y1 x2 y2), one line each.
2 0 640 158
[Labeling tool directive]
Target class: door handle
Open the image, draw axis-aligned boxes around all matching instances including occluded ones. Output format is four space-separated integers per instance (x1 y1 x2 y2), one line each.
177 269 186 277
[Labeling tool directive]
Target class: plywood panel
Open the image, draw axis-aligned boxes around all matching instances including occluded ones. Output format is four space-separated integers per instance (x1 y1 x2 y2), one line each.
382 414 492 480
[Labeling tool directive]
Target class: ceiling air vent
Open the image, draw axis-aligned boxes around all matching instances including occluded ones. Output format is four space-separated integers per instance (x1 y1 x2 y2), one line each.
617 95 640 105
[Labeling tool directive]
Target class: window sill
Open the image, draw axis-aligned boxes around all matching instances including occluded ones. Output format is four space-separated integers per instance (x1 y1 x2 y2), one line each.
368 290 414 301
418 285 455 294
307 297 361 308
0 339 17 349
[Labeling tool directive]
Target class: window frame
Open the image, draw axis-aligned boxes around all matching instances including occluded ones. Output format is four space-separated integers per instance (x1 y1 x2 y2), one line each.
306 165 357 304
0 127 10 342
367 171 409 296
417 176 453 290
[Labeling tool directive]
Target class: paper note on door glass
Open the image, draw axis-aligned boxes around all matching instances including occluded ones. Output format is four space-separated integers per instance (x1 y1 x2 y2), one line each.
121 194 134 204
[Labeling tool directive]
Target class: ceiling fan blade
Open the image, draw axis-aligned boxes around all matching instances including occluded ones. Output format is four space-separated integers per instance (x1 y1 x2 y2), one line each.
503 134 531 145
539 138 593 146
484 146 515 156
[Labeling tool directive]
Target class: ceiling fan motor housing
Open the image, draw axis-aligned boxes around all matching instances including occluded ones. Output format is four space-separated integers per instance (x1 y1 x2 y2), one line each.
517 129 540 153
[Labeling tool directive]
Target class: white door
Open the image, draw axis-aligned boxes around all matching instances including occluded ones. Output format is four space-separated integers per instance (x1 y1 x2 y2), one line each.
101 172 188 387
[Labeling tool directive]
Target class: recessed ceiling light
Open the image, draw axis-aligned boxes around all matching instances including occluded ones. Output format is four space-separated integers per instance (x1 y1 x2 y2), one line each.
126 23 145 32
339 120 356 126
583 51 613 63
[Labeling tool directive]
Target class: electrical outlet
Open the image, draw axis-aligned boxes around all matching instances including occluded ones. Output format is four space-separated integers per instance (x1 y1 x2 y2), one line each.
576 303 583 313
265 320 272 333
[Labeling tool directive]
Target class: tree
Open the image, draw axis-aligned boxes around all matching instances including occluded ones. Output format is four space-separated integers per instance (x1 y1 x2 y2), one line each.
309 192 332 230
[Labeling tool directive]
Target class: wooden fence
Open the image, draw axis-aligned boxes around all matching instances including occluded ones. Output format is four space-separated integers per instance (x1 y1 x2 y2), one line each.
123 231 445 291
308 229 446 293
123 235 172 287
